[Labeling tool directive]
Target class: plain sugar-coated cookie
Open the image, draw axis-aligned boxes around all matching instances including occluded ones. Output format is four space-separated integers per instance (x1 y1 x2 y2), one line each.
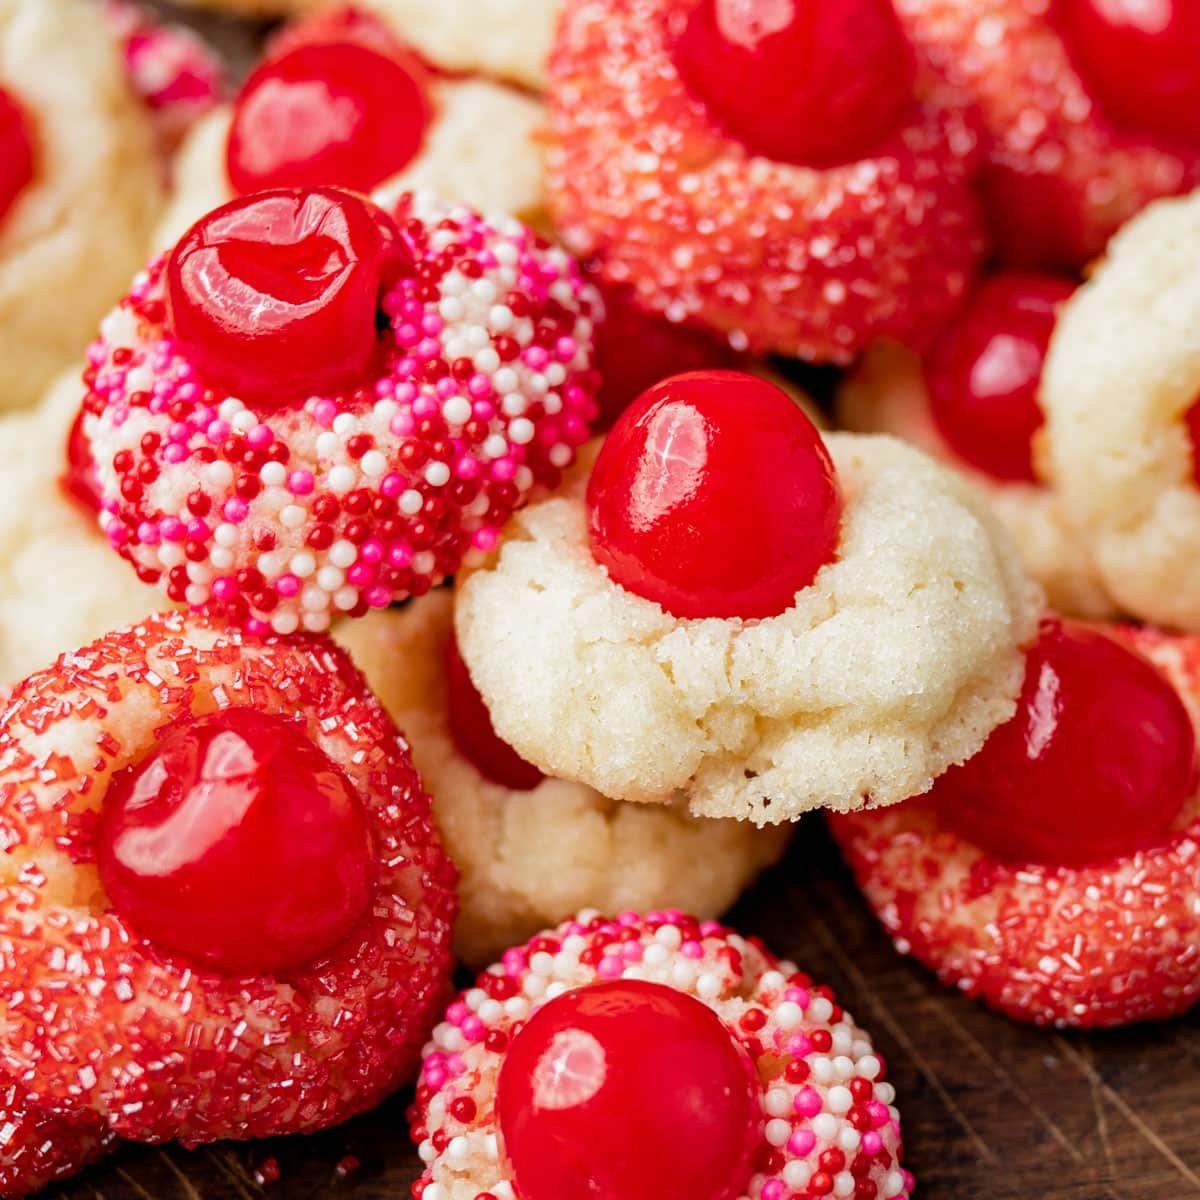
0 0 162 411
456 428 1041 823
1042 190 1200 630
0 370 162 684
336 590 790 965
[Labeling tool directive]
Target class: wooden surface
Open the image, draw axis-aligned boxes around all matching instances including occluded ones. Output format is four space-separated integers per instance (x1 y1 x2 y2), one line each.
45 5 1200 1196
45 820 1200 1199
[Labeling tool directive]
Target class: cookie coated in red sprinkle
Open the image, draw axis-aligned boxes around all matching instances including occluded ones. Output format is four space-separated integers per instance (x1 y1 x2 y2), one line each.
410 911 912 1200
544 0 984 363
0 610 457 1145
895 0 1200 271
830 626 1200 1028
0 1087 116 1197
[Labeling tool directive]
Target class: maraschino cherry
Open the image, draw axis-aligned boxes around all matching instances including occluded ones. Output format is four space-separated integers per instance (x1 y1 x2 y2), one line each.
925 273 1075 484
227 9 432 195
1183 400 1200 488
98 707 374 976
446 633 545 791
166 187 403 405
594 285 738 430
1057 0 1200 146
62 408 102 517
588 371 842 620
674 0 916 166
933 618 1195 866
495 980 759 1200
0 85 34 224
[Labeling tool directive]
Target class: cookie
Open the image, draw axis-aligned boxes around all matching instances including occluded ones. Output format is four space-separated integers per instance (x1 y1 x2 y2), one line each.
831 621 1200 1027
545 0 984 361
0 0 162 411
895 0 1200 270
356 0 560 90
1041 190 1200 630
336 590 790 965
411 912 911 1200
0 370 161 685
0 610 456 1144
0 1090 115 1198
78 186 601 633
456 372 1041 823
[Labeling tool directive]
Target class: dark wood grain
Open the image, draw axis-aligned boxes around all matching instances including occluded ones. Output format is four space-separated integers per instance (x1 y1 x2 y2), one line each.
45 821 1200 1200
43 5 1200 1196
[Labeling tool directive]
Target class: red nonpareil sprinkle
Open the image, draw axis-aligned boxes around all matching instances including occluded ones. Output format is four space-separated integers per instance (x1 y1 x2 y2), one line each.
335 1155 361 1178
254 1157 282 1186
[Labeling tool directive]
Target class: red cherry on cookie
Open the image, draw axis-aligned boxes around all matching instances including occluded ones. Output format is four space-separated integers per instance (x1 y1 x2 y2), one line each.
925 273 1075 484
98 706 374 976
496 980 759 1200
166 187 402 405
62 408 102 517
227 12 432 195
447 632 545 791
0 85 34 224
933 617 1195 866
1057 0 1200 146
675 0 916 167
588 371 842 620
594 285 739 430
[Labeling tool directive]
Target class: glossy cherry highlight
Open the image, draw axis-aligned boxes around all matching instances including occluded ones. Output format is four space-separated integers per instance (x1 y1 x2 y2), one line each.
674 0 916 167
0 85 34 225
495 980 759 1200
227 12 432 195
593 285 738 430
98 707 374 976
926 273 1075 483
446 633 545 791
933 618 1195 866
588 371 842 619
1057 0 1200 146
165 187 402 405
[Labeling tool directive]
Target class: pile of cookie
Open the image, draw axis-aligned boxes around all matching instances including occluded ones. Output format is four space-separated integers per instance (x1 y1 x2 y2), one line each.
2 0 1200 1196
